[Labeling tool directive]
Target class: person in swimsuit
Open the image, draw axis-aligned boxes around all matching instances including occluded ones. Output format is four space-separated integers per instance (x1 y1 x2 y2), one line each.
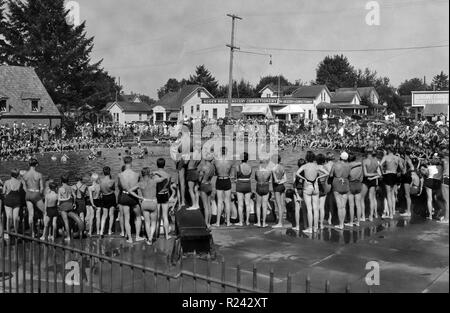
128 168 159 245
325 153 335 225
2 169 23 238
293 159 306 232
154 158 172 240
100 166 117 236
186 154 201 209
439 154 449 223
58 174 74 242
213 147 234 227
22 158 45 237
199 154 216 228
361 148 381 222
87 173 101 237
347 153 363 227
41 182 58 242
296 151 327 234
316 154 331 230
329 152 351 230
255 158 272 228
424 155 444 220
171 132 188 206
380 146 400 219
118 156 143 243
235 152 253 227
72 176 88 233
399 150 415 217
272 155 287 229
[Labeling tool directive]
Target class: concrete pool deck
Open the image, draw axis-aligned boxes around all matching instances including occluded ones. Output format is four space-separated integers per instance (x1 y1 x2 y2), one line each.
1 215 448 293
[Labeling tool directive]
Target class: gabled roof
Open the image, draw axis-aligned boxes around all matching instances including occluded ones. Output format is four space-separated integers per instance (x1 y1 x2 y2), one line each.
155 85 213 111
331 90 361 103
120 94 141 102
291 85 329 99
259 84 298 95
107 101 152 113
337 87 379 100
0 65 60 116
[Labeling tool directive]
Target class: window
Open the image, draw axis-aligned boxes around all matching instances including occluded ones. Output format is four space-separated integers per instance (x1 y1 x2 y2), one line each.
31 100 39 112
205 110 209 118
308 110 312 120
196 104 200 112
197 90 201 98
156 113 164 121
0 100 6 112
139 114 142 121
213 108 218 119
191 106 194 115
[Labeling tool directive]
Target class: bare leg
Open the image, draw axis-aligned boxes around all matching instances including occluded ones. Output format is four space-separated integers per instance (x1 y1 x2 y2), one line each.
13 207 20 233
294 197 301 231
319 196 325 229
355 193 362 226
347 193 355 227
95 208 102 235
426 187 433 219
404 183 412 216
360 184 368 220
118 205 125 236
244 193 252 225
303 194 313 232
274 192 284 227
236 192 245 226
262 195 269 227
312 194 320 231
441 183 449 222
216 190 225 227
201 191 211 227
122 206 132 242
255 195 262 227
108 208 115 234
100 208 108 235
60 211 71 241
178 168 186 206
26 201 35 237
224 190 232 226
369 187 377 221
161 203 171 240
134 206 144 240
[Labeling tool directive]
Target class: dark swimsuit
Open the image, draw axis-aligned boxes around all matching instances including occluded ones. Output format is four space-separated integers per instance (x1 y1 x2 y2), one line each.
74 185 87 215
118 192 138 207
4 186 22 208
156 178 170 204
46 206 58 219
236 165 252 194
102 193 117 209
216 177 232 191
256 182 270 196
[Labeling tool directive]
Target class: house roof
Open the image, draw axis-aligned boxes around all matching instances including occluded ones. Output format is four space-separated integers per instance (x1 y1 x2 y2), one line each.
259 84 298 95
0 65 61 117
331 90 361 103
291 85 329 98
155 85 212 111
106 101 153 113
337 87 379 100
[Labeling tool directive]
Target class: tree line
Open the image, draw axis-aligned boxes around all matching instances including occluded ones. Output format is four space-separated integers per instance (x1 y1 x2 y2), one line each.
160 55 448 114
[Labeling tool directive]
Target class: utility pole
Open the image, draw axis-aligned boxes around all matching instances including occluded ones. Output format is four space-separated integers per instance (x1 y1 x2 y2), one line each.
226 14 242 119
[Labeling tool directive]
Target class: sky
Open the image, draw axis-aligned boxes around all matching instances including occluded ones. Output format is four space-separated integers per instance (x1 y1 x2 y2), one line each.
75 0 449 98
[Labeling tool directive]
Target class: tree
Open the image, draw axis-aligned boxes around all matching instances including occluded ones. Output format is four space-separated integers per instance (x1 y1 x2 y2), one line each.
157 78 183 99
217 79 256 98
398 78 428 96
355 68 379 87
432 71 449 91
0 0 119 110
254 75 292 95
315 55 357 91
0 0 9 63
188 65 219 96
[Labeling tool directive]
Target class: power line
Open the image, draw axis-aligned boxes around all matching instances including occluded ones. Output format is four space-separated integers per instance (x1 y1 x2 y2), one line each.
238 43 449 53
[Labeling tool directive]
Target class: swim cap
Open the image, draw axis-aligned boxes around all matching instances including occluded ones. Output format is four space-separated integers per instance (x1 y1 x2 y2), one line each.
91 173 99 181
340 152 349 161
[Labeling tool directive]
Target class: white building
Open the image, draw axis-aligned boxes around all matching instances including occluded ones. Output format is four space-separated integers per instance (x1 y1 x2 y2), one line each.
411 90 449 121
155 85 215 121
290 85 332 120
102 101 153 124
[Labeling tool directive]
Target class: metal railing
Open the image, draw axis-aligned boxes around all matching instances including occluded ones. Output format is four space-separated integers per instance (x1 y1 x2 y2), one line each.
1 231 365 293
